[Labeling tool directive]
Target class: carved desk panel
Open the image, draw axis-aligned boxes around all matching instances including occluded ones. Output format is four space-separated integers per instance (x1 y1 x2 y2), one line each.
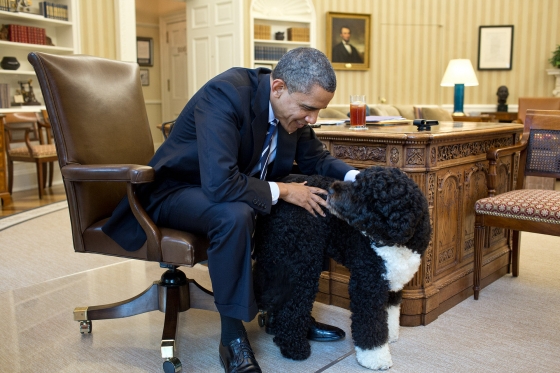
313 121 523 326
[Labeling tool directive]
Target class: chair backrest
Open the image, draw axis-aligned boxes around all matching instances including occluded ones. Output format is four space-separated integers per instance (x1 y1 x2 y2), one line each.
517 97 560 124
28 52 154 233
421 107 453 121
518 109 560 187
2 112 41 144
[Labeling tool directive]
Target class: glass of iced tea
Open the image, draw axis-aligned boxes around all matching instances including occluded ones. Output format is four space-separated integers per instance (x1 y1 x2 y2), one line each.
349 95 366 130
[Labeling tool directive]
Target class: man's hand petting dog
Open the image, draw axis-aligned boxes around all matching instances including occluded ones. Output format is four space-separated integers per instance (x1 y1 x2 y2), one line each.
277 181 327 217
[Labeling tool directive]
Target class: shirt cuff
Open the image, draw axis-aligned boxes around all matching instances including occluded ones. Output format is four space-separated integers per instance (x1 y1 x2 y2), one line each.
344 170 360 182
269 182 280 205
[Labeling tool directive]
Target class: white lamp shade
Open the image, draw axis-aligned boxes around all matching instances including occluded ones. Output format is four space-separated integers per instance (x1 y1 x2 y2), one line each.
440 59 479 87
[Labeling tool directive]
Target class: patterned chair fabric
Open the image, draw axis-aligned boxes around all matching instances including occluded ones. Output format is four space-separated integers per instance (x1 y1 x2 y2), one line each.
475 190 560 224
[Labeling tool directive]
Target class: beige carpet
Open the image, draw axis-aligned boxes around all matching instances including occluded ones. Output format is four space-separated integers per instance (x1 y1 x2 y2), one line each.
1 205 559 372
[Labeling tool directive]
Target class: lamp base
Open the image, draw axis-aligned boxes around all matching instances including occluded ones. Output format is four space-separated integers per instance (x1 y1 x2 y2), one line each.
452 111 466 116
453 83 465 116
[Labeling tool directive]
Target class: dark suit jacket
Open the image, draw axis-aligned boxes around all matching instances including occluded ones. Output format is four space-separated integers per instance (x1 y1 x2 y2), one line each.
332 42 363 63
102 67 354 251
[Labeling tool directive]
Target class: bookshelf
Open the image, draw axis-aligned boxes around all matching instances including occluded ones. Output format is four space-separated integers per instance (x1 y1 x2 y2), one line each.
250 0 315 68
0 0 79 113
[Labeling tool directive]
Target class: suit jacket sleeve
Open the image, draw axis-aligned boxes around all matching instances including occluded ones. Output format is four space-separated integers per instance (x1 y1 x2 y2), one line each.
194 79 272 213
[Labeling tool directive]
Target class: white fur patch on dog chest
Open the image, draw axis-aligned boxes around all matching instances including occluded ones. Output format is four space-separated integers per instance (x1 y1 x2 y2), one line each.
373 244 421 291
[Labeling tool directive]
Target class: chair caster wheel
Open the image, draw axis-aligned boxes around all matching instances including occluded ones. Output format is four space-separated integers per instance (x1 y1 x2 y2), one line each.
258 311 266 327
163 357 182 373
79 320 92 334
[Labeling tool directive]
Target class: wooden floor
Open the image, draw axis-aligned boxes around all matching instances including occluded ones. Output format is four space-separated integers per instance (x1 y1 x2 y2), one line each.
0 184 66 218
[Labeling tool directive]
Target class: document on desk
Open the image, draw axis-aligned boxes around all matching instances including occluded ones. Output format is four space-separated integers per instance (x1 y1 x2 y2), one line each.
344 116 412 125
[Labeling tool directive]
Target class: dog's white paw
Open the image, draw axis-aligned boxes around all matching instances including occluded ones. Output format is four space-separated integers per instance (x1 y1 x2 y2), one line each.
355 344 393 370
387 305 400 343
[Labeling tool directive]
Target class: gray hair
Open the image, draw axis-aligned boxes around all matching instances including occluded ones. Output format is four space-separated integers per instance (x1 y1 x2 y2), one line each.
272 47 336 94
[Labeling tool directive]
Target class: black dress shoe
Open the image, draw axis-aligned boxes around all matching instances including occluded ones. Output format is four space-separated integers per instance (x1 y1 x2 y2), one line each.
306 319 345 342
219 332 262 373
264 312 345 342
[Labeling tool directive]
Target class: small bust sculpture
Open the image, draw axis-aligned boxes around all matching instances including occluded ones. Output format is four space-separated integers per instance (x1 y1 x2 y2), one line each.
496 85 509 112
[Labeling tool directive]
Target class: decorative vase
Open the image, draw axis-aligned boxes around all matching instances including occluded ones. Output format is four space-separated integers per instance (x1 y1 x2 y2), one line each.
275 32 285 41
1 56 20 70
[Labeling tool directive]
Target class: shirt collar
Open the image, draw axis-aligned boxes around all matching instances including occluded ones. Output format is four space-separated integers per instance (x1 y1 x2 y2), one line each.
268 102 276 123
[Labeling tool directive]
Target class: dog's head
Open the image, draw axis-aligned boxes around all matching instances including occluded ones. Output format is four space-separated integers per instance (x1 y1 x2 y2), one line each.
327 166 431 255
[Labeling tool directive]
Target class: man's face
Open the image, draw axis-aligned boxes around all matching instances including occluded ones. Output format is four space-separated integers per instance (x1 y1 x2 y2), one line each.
340 27 351 43
270 78 334 134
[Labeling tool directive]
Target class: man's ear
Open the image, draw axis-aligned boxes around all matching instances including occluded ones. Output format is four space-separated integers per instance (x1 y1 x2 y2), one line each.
271 79 285 98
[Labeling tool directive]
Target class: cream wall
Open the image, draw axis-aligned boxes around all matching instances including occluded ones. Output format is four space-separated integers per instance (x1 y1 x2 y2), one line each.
244 0 560 108
79 0 185 145
80 1 560 110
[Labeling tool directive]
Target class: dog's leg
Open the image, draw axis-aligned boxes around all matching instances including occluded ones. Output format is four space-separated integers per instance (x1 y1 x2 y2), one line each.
329 233 393 370
387 291 402 343
271 250 325 360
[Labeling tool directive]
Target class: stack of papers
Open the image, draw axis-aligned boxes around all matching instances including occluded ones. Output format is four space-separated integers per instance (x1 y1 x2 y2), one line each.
344 116 406 123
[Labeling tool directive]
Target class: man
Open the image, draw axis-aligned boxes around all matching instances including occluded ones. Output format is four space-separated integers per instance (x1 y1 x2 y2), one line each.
103 47 358 373
332 26 363 63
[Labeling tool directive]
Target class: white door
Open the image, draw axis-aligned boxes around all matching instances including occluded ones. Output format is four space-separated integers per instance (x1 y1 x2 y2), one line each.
186 0 244 97
161 14 188 122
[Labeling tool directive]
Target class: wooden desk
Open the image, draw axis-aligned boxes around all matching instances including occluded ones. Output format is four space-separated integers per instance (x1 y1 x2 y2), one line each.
313 121 523 326
481 112 518 122
0 114 12 206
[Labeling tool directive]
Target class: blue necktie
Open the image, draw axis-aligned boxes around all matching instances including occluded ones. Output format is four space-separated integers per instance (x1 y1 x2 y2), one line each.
259 119 278 180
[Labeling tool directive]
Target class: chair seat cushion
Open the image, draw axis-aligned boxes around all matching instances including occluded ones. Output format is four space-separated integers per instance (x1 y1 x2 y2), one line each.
475 189 560 224
83 218 209 266
8 144 56 158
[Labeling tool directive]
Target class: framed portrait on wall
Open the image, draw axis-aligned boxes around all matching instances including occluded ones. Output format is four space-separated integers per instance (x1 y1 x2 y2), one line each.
326 12 370 71
140 69 150 86
137 37 153 67
477 25 514 70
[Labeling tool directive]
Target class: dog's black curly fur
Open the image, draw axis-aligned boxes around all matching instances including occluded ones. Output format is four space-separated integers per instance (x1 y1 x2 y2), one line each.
252 166 431 367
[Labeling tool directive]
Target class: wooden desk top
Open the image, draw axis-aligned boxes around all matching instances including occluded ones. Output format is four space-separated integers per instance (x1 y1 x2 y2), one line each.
313 121 523 141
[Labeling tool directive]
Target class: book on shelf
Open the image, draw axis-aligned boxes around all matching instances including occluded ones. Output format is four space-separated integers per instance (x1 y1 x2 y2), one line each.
254 46 288 61
0 0 17 12
5 24 46 45
287 27 309 42
0 84 11 109
40 2 69 21
254 24 271 40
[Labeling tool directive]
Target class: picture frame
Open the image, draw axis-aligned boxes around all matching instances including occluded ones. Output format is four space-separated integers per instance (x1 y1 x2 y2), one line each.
326 12 370 71
477 25 514 70
140 69 149 86
137 37 153 67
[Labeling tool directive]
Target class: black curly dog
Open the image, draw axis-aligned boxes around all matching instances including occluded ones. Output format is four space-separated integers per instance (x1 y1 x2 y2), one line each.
253 166 431 370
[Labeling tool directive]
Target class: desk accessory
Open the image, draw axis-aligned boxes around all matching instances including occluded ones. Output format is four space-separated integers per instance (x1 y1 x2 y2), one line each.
413 119 438 131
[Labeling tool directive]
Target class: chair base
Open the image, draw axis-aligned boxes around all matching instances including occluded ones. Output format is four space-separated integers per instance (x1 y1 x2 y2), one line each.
73 267 216 371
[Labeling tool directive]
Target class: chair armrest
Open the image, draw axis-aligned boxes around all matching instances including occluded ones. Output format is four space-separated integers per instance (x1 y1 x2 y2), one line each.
62 163 161 261
486 141 527 162
485 141 527 197
61 164 154 183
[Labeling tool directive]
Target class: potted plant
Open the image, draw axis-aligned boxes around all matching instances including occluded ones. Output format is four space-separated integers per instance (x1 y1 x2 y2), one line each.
549 44 560 68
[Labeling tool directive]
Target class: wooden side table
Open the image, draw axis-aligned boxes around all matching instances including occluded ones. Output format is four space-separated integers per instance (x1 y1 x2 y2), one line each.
481 112 518 122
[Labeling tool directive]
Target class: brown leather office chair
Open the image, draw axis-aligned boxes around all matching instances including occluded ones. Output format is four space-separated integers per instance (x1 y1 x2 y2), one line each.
1 111 57 198
472 109 560 300
29 52 215 373
516 97 560 123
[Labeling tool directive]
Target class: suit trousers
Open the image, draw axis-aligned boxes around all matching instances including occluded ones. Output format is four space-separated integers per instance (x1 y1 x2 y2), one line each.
157 186 259 322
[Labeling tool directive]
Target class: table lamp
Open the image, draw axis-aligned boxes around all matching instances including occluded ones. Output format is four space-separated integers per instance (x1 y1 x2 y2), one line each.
440 59 479 116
